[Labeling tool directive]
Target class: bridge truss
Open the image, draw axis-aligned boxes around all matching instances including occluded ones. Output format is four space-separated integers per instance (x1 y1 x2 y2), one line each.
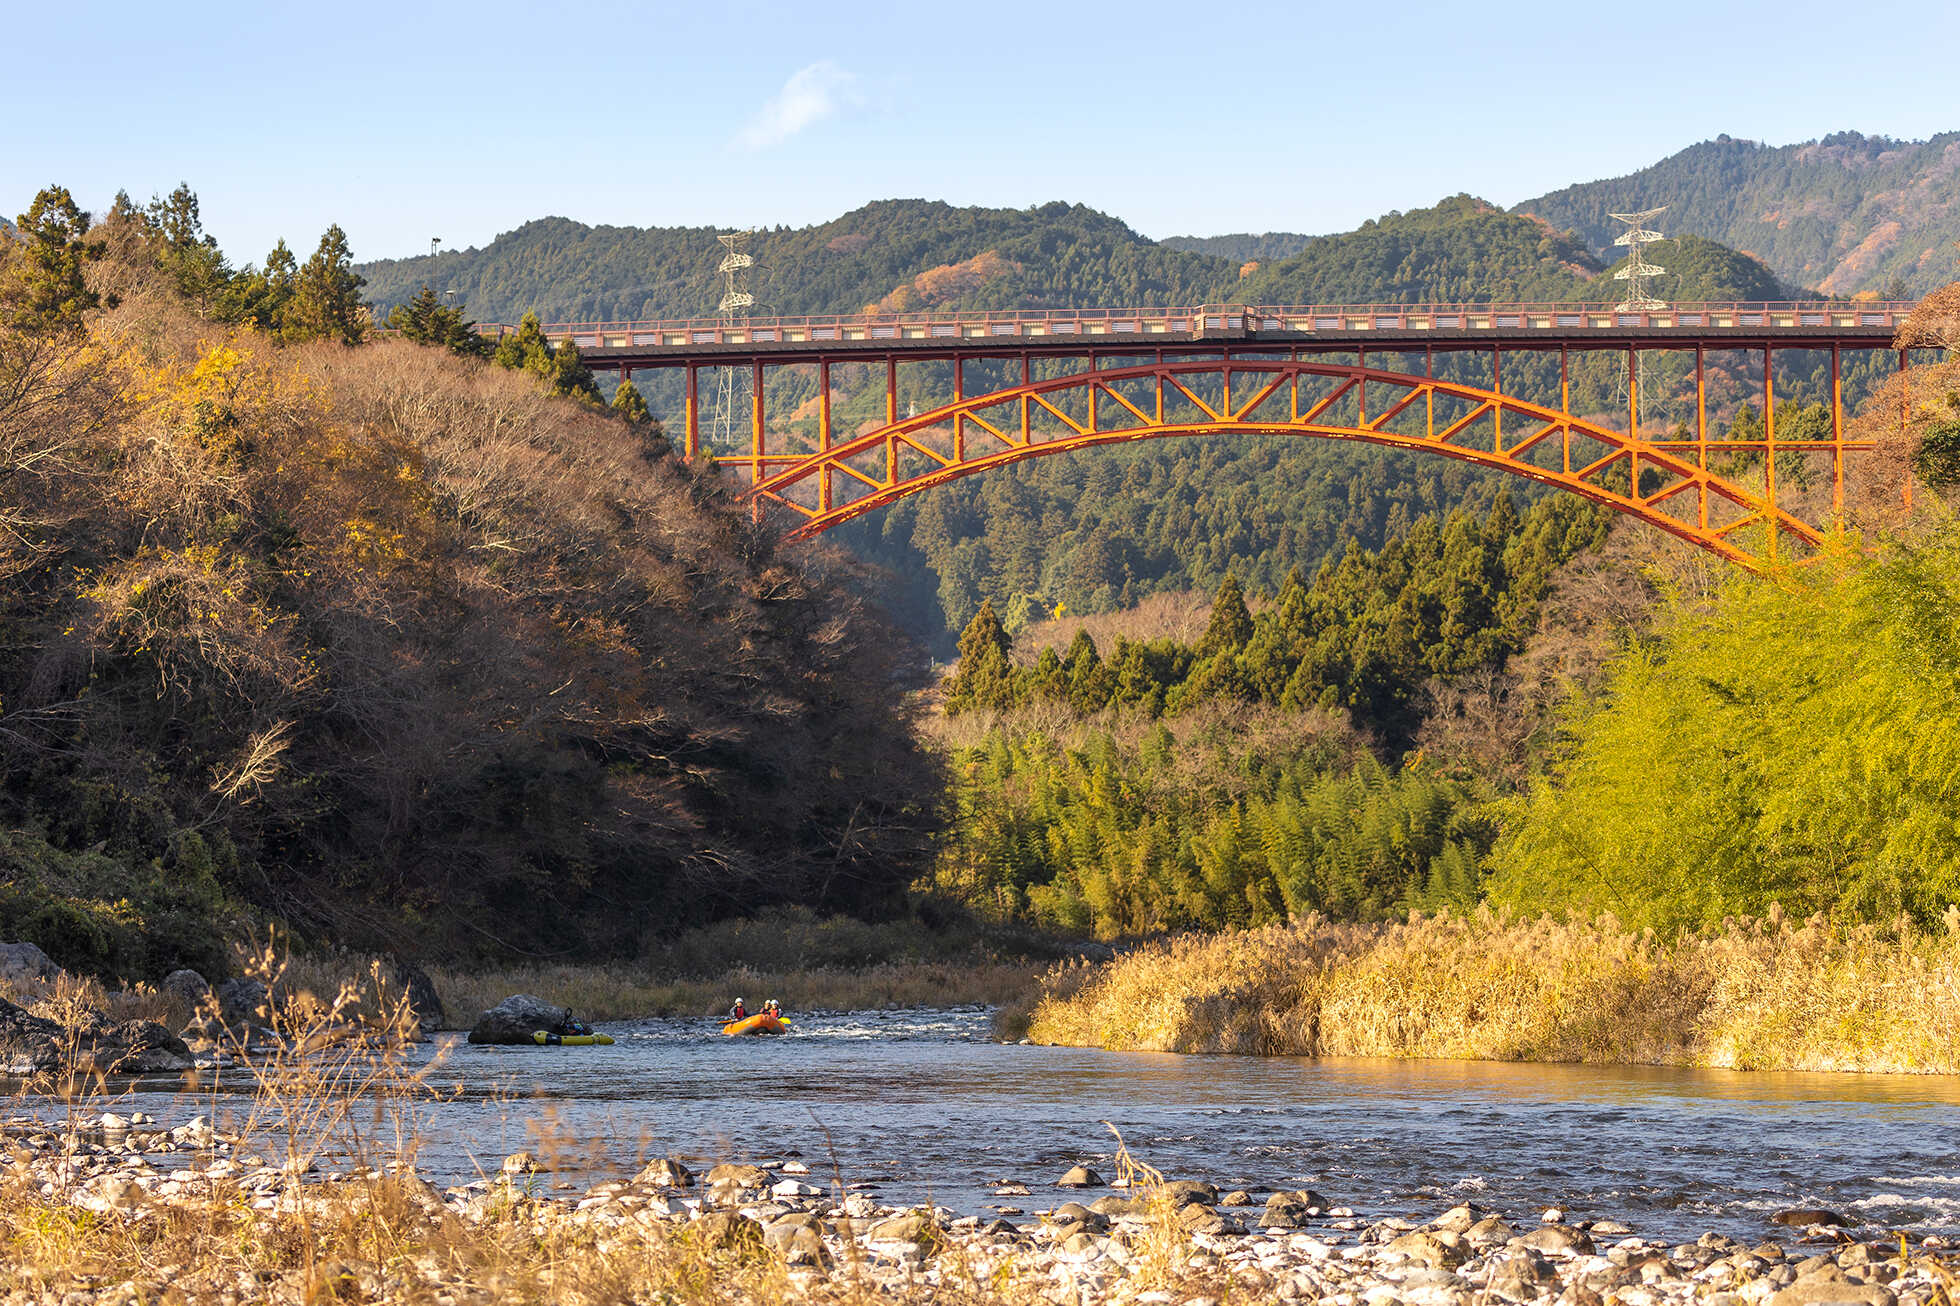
538 304 1929 569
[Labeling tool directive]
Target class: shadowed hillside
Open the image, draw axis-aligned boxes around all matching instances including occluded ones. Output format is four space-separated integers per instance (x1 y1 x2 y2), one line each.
0 195 940 976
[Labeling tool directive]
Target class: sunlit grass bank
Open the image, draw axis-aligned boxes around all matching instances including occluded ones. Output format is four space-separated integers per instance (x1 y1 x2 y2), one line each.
1020 907 1960 1072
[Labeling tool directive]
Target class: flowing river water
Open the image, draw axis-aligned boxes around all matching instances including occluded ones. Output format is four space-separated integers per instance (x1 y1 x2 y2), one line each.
47 1007 1960 1242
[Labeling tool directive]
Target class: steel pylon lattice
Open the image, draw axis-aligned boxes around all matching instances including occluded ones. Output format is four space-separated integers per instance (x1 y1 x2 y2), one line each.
708 230 757 449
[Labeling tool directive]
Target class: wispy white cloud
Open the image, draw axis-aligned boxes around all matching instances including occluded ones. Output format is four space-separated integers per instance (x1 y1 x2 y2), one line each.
736 61 860 150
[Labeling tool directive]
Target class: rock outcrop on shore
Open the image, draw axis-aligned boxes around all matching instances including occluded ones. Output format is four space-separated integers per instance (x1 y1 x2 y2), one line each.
0 998 192 1076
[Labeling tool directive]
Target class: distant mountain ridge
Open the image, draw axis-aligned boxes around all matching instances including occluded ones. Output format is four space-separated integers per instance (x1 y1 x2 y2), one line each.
358 200 1236 326
1160 231 1318 264
1515 132 1960 296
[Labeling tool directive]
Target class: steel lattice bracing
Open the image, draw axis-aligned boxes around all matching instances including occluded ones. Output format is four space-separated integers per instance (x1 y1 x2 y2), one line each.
732 354 1870 568
548 303 1930 570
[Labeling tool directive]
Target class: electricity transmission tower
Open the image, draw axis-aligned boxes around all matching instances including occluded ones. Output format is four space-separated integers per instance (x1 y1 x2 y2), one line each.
709 230 757 449
1610 208 1669 428
1610 207 1668 312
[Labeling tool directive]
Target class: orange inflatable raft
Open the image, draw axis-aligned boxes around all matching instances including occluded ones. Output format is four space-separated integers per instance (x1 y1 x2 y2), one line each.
720 1013 790 1037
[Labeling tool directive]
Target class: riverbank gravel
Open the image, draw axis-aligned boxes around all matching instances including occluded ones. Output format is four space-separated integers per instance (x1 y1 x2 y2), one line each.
3 1112 1952 1305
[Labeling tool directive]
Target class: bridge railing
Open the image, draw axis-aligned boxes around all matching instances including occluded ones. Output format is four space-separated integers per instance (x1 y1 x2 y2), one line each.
476 301 1919 350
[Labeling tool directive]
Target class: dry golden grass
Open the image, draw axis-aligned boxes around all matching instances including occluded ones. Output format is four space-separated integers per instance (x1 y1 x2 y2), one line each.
0 952 1084 1306
1023 906 1960 1072
426 959 1041 1027
1011 591 1216 664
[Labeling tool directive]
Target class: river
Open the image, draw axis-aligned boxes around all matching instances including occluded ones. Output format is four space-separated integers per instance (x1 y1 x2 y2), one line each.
45 1007 1960 1242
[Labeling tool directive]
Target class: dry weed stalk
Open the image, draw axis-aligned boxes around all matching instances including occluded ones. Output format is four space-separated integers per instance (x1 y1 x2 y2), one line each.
1028 907 1960 1072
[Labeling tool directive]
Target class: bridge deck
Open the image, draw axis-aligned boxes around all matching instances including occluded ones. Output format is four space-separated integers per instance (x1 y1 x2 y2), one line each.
505 302 1916 366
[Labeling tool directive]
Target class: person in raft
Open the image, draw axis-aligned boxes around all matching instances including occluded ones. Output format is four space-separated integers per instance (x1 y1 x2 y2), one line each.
763 999 783 1019
727 997 747 1021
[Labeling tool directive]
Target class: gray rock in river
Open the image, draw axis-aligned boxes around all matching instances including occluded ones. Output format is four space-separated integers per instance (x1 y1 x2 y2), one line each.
0 942 61 983
0 999 190 1075
1056 1164 1102 1188
1261 1189 1330 1228
1160 1179 1218 1207
160 968 211 1014
0 997 65 1074
1772 1208 1850 1228
391 960 446 1031
705 1162 769 1189
215 977 272 1027
466 994 569 1045
634 1156 693 1188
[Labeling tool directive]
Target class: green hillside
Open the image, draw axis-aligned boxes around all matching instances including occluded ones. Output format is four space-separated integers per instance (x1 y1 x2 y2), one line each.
359 200 1238 324
1160 232 1317 263
1516 131 1960 296
359 191 1823 650
838 201 1806 646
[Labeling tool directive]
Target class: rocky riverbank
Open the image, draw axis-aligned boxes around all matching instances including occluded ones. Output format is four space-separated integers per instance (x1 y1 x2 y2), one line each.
1 1108 1945 1306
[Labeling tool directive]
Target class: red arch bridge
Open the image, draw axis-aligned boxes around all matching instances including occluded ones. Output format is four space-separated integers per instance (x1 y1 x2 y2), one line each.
502 301 1936 569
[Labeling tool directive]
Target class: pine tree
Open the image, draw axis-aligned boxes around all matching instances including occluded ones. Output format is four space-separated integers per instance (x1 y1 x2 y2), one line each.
1197 573 1254 656
611 378 653 425
494 312 552 374
550 337 602 403
283 224 368 344
145 182 230 305
946 599 1017 713
7 186 103 333
387 284 491 357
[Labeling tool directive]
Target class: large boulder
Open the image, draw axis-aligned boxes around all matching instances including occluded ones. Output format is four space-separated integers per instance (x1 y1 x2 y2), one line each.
97 1021 193 1074
468 994 569 1045
392 961 446 1031
0 997 64 1075
215 977 272 1027
0 942 61 984
0 999 192 1076
160 969 212 1010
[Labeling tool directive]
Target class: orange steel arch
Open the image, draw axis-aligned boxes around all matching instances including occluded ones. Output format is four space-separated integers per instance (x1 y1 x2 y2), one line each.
743 358 1869 569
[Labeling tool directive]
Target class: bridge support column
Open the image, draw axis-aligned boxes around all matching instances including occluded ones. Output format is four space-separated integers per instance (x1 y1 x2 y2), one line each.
1696 345 1708 534
819 359 833 515
1493 346 1503 451
1831 344 1843 519
885 357 897 488
1764 346 1777 564
684 365 698 461
751 360 765 509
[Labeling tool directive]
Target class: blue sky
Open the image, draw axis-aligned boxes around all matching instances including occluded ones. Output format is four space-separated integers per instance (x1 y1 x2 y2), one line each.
7 0 1955 264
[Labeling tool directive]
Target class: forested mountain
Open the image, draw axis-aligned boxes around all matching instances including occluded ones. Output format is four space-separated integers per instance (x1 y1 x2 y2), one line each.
1160 232 1317 263
1 187 937 975
359 200 1238 324
1236 196 1793 303
358 190 1816 650
1516 131 1960 296
835 201 1799 645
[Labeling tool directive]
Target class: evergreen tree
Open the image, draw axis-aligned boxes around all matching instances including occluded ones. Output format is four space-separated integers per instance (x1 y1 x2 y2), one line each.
283 224 368 344
1197 573 1254 656
611 377 653 425
145 182 230 305
550 337 602 403
945 599 1016 713
7 186 103 333
492 311 549 372
225 240 298 331
386 284 491 357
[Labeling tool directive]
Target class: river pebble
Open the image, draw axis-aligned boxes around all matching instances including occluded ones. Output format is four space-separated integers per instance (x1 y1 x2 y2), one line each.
5 1116 1957 1305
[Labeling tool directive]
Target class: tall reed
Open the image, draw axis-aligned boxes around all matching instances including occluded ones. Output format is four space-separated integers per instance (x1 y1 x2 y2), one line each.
1023 906 1960 1072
